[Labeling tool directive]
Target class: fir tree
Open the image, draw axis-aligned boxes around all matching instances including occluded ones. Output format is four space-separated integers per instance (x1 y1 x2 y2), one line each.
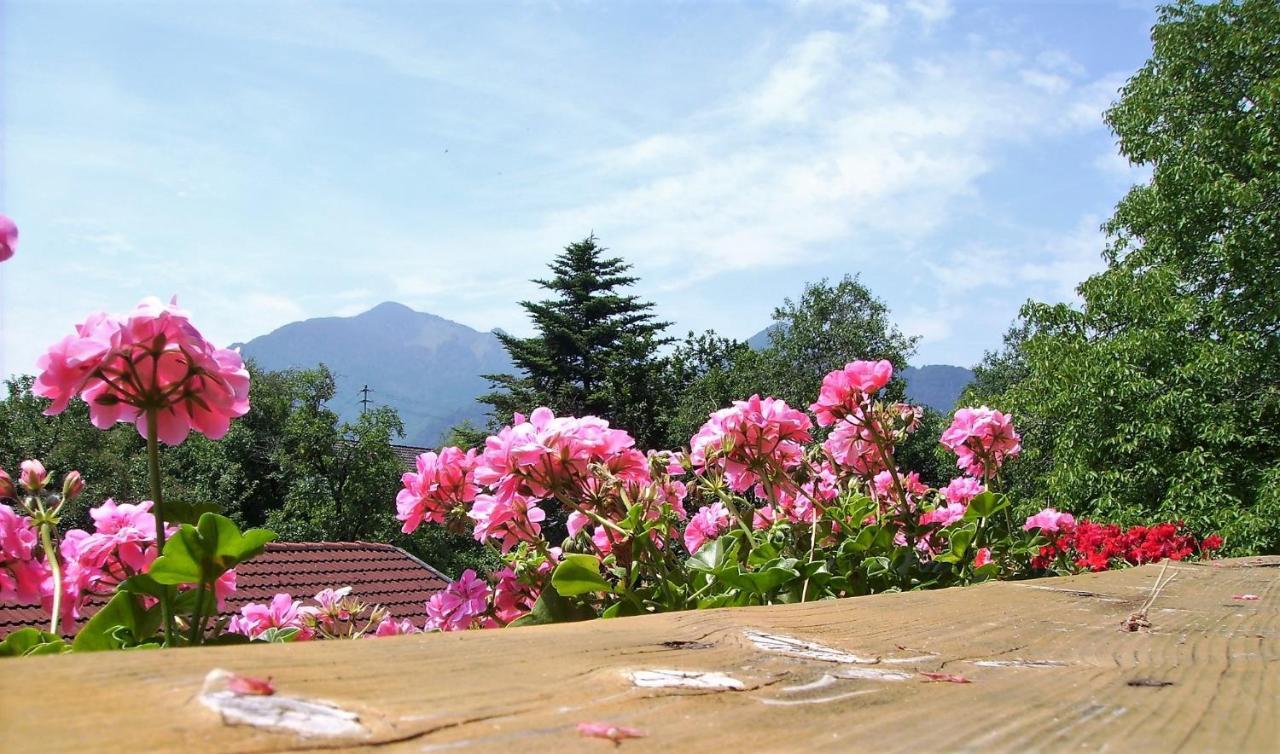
481 235 671 444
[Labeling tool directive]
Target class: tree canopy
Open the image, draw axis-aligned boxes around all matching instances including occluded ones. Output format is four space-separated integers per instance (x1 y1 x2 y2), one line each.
480 235 672 446
972 0 1280 553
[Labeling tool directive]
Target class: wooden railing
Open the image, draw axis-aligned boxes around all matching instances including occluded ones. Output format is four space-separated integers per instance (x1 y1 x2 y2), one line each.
2 557 1275 753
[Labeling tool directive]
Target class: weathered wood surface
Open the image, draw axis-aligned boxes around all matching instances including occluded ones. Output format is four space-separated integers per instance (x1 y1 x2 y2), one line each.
2 557 1276 753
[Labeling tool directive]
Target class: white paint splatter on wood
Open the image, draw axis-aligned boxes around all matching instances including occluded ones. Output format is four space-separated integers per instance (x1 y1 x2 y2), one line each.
198 669 368 738
743 630 879 664
628 669 745 690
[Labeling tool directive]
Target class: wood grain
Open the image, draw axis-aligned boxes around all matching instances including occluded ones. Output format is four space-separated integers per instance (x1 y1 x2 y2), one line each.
2 557 1275 753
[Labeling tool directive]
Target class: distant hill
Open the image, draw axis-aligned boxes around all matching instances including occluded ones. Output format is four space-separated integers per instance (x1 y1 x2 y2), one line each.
236 302 512 446
745 325 972 412
899 365 974 413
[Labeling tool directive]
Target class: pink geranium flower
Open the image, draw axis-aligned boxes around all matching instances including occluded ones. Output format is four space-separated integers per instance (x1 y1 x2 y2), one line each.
919 502 967 528
0 214 16 263
810 360 893 426
940 406 1021 478
396 447 478 534
468 494 546 552
372 617 421 636
425 569 490 631
690 395 811 493
941 477 984 506
822 421 885 477
683 502 732 554
227 593 315 640
34 297 251 445
1023 507 1076 534
0 504 47 604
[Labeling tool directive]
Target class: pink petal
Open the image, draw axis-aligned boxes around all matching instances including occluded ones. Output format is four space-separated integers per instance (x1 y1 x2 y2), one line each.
920 672 972 684
577 721 646 742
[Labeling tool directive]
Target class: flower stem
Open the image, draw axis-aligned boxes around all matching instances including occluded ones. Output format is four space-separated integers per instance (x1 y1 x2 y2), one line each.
39 523 63 635
145 408 176 646
188 580 206 646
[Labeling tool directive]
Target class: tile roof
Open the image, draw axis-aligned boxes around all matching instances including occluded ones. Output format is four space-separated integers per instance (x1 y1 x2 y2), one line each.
0 541 451 639
390 443 433 473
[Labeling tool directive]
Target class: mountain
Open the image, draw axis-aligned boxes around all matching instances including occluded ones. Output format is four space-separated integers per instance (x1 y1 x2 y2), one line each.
236 302 512 446
899 365 974 413
745 325 973 412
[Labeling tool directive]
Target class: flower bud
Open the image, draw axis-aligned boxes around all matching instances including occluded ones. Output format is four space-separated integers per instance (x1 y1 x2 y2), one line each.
19 459 49 493
62 470 85 501
0 469 15 500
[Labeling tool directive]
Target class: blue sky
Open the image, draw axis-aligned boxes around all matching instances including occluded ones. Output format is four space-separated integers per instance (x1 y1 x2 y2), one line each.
1 0 1158 379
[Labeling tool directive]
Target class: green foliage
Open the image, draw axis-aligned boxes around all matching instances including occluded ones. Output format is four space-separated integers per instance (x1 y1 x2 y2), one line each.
660 276 919 448
0 628 68 657
72 591 162 652
148 513 276 586
480 234 672 447
973 0 1280 553
550 553 613 596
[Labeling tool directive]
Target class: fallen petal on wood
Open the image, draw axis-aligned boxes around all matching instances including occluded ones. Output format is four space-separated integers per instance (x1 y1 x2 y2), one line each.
578 721 646 743
920 672 972 684
628 669 745 690
226 674 275 696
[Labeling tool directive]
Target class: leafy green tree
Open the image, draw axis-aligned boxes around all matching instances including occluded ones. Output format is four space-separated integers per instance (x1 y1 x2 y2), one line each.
481 235 671 446
0 376 146 531
663 276 919 450
752 276 919 411
981 0 1280 552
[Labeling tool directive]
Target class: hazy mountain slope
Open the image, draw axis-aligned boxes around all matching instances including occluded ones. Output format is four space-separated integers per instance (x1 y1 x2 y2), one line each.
237 302 511 446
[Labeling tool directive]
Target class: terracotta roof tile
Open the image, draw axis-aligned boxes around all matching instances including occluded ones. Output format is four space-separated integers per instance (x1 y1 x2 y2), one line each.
0 541 450 639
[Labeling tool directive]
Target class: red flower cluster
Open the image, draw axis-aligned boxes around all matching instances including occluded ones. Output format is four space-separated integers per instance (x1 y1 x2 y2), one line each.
1032 520 1222 572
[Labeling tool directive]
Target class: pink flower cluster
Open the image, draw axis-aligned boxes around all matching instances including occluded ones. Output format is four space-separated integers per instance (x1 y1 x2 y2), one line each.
822 421 886 478
396 447 479 533
425 569 490 631
0 504 46 604
683 502 732 553
400 408 653 554
1023 507 1076 534
34 297 250 445
940 407 1021 479
810 360 893 427
228 593 315 640
690 395 811 493
0 492 236 626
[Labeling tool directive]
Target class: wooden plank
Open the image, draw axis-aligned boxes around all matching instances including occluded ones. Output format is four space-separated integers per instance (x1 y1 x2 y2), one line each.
1 557 1275 753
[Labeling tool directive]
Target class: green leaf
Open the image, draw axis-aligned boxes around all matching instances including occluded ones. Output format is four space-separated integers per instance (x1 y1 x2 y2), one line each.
601 598 645 619
72 591 162 652
148 513 276 586
0 628 68 657
687 535 738 575
257 627 301 643
965 492 1008 519
550 553 613 597
508 586 597 627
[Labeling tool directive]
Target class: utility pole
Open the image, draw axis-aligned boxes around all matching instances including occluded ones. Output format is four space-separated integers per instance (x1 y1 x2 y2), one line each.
359 385 372 415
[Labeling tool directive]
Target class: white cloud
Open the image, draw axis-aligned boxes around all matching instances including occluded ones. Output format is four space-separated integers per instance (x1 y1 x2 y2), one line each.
542 11 1122 293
